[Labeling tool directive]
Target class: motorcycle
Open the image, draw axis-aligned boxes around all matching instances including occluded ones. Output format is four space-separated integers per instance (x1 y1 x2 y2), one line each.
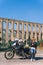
4 40 37 60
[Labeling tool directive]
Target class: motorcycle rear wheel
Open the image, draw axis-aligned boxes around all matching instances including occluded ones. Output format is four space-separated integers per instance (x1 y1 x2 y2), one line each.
4 50 14 60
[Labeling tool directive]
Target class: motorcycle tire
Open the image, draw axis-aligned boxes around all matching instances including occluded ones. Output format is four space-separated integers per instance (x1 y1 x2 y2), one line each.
4 50 14 60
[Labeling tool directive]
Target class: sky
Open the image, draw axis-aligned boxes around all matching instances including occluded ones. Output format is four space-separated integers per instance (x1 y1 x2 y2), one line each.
0 0 43 24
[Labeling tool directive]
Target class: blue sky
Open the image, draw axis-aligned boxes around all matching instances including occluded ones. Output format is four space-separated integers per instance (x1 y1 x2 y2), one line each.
0 0 43 24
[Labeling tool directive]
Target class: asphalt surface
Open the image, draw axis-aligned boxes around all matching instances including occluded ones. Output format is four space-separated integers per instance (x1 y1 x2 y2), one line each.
0 50 43 65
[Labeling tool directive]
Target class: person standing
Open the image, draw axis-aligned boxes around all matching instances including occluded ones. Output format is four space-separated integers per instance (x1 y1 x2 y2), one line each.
30 37 37 61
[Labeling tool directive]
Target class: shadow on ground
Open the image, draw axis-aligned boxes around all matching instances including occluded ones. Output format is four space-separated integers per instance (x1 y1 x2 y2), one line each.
35 57 43 60
12 56 43 61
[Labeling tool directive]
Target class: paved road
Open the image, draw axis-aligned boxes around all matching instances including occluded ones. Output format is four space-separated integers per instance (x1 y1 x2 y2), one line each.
0 50 43 65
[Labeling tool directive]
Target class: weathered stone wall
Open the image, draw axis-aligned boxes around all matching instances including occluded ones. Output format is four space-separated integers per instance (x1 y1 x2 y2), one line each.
0 18 43 43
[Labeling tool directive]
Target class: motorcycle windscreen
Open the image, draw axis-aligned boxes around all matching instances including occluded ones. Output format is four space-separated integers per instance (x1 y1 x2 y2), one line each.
12 42 16 46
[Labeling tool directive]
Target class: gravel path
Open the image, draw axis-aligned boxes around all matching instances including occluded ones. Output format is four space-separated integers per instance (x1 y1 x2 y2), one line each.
0 50 43 65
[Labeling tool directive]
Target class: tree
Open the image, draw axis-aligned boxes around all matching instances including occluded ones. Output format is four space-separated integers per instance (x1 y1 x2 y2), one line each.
23 40 26 46
24 32 26 40
8 39 13 47
0 37 1 41
27 35 32 46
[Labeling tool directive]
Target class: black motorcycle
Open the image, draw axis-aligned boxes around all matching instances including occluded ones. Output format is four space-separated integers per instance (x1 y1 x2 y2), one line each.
4 40 37 60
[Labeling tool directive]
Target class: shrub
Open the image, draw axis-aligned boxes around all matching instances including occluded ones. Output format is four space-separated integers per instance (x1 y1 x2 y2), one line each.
36 41 40 46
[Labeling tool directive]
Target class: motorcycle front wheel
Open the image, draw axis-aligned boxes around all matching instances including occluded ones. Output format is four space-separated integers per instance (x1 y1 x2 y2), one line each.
4 50 14 60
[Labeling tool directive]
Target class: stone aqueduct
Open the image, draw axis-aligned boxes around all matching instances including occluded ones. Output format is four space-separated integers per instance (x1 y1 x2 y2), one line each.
0 18 43 43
